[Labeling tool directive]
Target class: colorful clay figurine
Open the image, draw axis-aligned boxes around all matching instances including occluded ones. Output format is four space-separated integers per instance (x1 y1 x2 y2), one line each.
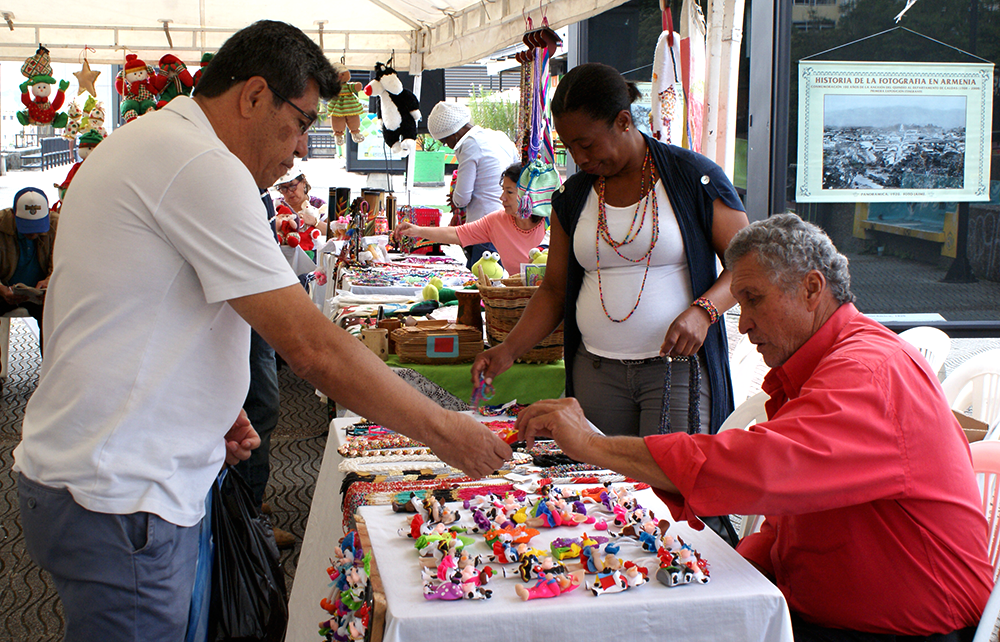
423 562 493 600
589 555 648 596
515 570 585 601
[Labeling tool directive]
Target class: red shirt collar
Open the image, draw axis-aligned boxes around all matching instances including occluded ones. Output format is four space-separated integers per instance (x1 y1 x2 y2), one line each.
761 302 860 402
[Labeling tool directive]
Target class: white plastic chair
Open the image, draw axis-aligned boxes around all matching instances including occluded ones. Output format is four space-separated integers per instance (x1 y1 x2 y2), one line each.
971 440 1000 581
729 336 767 406
970 441 1000 642
973 578 1000 642
719 391 770 540
719 390 769 432
898 326 951 378
942 349 1000 430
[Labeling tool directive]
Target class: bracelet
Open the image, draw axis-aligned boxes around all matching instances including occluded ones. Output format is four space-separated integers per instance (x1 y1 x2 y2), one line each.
692 297 720 324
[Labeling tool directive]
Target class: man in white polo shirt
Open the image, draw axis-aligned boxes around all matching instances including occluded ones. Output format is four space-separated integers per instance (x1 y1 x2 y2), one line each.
13 21 511 642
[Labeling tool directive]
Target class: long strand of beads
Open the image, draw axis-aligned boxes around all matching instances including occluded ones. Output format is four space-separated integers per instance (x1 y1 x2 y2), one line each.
597 150 651 251
596 147 660 323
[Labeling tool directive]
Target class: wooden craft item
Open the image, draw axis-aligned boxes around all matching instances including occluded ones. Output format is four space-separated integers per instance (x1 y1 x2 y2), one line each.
361 327 389 361
378 317 402 354
455 289 483 331
391 322 484 364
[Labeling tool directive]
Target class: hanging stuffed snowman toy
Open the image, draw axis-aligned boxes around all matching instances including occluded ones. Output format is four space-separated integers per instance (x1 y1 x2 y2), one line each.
115 54 159 123
17 46 70 128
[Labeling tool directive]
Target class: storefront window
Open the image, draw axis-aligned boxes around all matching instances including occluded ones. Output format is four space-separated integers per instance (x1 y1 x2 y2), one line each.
785 0 1000 321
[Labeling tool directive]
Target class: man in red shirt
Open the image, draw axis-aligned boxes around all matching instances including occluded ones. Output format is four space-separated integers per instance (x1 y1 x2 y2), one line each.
516 214 992 640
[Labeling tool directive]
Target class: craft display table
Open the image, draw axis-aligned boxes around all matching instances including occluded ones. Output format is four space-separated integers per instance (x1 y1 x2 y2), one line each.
384 355 564 406
335 258 473 297
285 416 794 642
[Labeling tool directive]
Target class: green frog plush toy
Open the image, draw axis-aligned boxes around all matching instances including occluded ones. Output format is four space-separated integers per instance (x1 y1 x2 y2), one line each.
471 251 506 282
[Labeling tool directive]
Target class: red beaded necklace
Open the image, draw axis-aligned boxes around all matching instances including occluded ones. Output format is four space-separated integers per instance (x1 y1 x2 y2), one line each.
595 146 659 323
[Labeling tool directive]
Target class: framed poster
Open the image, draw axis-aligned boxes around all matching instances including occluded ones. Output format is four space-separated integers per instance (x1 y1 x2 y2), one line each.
796 61 993 203
345 112 408 174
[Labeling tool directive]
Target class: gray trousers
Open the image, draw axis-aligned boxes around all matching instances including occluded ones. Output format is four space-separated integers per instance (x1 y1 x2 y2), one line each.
572 346 711 437
18 473 200 642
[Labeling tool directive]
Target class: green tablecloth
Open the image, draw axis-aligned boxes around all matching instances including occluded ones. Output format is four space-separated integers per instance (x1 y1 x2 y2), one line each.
385 355 565 405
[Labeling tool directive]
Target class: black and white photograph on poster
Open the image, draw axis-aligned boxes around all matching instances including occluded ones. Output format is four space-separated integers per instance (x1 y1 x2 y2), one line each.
796 61 993 203
822 95 966 191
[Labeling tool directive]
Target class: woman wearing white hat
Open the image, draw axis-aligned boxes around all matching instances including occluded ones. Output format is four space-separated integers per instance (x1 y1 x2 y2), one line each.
272 162 329 236
427 100 518 269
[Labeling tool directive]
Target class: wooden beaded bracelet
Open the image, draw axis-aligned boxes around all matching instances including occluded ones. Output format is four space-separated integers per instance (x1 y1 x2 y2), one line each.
692 297 720 324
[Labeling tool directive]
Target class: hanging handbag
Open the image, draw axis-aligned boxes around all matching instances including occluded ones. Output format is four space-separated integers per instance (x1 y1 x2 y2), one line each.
516 159 562 219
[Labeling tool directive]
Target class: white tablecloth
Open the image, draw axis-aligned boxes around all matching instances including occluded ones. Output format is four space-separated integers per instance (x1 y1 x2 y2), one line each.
360 491 792 642
287 417 794 642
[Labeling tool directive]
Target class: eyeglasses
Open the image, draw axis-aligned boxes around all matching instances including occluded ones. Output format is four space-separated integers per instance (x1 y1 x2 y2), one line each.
268 85 316 135
276 177 303 193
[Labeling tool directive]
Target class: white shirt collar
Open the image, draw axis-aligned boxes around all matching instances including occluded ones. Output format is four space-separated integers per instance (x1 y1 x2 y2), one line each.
453 125 482 153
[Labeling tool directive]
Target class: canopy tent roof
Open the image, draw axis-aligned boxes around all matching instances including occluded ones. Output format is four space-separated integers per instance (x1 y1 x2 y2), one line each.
0 0 626 73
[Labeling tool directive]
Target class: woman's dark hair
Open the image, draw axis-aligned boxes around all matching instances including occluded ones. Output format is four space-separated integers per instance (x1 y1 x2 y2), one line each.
501 162 523 184
500 162 543 224
194 20 339 104
551 63 641 126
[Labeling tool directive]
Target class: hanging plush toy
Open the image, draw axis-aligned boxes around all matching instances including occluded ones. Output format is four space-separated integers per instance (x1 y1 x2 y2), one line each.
84 103 108 139
62 102 83 141
328 63 366 147
192 53 214 87
364 61 420 157
54 130 104 200
115 54 159 123
17 46 70 128
153 54 194 108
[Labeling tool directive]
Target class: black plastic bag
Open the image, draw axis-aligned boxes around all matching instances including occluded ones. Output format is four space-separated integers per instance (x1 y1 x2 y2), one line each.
209 468 288 641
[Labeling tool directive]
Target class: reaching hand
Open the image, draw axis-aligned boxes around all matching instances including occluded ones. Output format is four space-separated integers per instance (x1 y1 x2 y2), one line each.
223 408 260 467
423 412 512 479
515 398 598 459
393 222 418 242
471 345 514 388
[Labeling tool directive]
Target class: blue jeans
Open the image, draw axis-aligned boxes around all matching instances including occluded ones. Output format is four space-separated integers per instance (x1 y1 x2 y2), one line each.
18 473 200 642
234 329 280 508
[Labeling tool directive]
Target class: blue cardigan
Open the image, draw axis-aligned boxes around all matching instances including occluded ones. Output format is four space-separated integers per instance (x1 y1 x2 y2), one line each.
552 135 744 433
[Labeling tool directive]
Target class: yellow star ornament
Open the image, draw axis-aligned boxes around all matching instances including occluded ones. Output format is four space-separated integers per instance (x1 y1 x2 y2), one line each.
74 59 101 97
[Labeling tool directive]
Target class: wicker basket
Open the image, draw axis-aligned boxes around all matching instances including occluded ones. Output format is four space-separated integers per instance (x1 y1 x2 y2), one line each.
390 321 484 364
478 277 564 363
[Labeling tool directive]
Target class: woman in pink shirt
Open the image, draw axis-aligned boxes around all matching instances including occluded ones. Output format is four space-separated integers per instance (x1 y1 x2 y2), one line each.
393 163 547 272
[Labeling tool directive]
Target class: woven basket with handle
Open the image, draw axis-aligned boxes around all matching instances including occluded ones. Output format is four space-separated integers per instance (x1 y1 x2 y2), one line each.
478 277 563 363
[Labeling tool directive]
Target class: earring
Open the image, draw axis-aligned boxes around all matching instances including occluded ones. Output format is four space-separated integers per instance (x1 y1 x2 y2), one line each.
625 125 630 132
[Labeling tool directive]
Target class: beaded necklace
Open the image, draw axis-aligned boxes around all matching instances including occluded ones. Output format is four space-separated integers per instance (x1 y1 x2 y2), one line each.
595 146 660 323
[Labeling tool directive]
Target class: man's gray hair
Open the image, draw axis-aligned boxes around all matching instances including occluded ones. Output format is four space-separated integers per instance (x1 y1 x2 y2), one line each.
725 214 855 304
